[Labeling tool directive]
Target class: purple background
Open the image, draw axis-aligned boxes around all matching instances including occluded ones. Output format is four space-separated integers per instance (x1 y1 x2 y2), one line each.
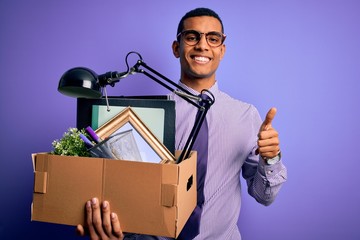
1 0 359 239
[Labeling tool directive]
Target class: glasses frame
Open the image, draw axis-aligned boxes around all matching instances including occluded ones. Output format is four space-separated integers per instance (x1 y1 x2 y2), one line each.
177 29 226 48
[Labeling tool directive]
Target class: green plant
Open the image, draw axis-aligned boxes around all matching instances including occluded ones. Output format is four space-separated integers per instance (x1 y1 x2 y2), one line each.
51 127 91 157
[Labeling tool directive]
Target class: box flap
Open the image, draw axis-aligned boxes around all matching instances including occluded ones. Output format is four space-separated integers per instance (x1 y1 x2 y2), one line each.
161 184 176 207
175 151 197 237
32 153 36 171
34 171 47 193
33 152 49 193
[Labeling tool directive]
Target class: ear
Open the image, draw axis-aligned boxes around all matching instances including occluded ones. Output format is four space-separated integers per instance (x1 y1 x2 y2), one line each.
172 41 180 58
220 44 226 60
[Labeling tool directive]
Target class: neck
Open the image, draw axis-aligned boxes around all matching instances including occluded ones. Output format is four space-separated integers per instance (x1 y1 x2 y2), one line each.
180 77 216 92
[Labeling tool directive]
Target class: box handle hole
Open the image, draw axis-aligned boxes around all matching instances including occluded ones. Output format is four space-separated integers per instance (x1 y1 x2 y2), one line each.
186 175 193 191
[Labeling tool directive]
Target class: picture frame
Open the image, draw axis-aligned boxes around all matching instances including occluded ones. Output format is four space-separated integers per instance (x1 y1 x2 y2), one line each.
76 96 175 154
95 107 175 164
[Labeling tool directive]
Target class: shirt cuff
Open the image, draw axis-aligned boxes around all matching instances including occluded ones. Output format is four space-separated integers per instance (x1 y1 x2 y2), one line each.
258 154 283 178
266 151 281 165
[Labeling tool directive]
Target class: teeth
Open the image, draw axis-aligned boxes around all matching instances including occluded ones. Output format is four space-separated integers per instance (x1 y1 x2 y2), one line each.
194 56 209 63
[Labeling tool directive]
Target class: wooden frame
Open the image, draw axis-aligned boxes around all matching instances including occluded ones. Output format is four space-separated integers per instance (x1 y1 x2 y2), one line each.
95 107 175 163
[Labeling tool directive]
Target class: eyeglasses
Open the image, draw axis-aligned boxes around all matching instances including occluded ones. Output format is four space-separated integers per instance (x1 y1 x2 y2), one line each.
177 30 226 47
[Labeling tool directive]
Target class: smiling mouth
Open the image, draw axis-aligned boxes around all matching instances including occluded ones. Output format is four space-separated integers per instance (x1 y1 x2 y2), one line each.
192 56 211 63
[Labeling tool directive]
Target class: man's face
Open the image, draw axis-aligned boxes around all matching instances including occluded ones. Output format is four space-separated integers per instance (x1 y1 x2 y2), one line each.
173 16 226 82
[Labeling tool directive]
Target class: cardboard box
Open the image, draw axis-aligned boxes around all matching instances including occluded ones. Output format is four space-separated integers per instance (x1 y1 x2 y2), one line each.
31 151 197 238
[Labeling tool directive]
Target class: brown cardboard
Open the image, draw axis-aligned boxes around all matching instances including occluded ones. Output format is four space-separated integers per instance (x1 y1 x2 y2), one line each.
31 151 197 238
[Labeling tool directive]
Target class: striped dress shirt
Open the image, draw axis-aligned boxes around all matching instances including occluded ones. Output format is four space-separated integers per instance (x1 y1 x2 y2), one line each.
164 81 287 240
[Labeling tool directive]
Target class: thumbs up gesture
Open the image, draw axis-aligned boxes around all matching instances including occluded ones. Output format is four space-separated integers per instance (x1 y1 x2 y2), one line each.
257 107 280 160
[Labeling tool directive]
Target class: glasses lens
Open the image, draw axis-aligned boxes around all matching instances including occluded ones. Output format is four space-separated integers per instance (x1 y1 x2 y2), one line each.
206 32 223 47
182 30 201 45
181 30 224 47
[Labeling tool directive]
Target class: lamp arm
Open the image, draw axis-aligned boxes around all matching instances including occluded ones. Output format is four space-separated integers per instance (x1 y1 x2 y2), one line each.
130 58 214 163
98 70 134 87
176 102 210 163
133 60 201 109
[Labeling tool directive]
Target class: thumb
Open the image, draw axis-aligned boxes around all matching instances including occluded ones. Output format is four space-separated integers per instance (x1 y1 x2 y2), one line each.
261 107 277 131
76 224 84 236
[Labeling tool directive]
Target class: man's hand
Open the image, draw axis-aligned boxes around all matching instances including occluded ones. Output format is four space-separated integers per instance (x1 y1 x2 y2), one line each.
76 198 124 240
256 108 280 160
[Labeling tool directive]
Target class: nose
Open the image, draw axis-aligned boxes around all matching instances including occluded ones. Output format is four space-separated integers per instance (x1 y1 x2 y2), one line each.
195 33 209 49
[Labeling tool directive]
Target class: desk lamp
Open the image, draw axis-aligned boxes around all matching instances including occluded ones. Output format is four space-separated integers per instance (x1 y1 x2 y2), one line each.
58 51 214 163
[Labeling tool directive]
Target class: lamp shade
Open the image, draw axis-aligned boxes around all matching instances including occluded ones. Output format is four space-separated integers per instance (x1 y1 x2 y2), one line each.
58 67 102 98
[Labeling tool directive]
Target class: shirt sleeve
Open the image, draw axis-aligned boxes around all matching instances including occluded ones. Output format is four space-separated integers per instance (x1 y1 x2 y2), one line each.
241 107 287 206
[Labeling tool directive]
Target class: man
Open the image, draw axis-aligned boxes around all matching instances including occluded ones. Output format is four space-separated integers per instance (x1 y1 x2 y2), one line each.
77 7 287 240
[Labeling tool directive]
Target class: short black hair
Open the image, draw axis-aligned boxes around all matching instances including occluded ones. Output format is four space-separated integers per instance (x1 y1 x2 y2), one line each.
176 7 224 41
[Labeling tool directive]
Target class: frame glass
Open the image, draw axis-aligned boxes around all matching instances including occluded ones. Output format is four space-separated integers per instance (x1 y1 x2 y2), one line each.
94 107 175 163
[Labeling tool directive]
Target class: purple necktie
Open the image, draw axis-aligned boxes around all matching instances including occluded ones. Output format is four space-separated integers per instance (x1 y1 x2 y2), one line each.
178 94 210 240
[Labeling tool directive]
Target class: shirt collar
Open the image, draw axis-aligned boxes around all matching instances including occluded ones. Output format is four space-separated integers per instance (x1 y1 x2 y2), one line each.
177 81 219 96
